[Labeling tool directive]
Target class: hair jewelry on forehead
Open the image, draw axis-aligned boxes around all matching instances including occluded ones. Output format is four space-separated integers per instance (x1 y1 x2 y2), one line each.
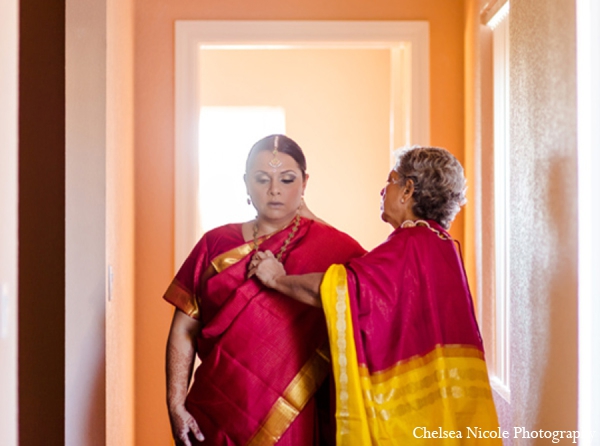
269 135 283 168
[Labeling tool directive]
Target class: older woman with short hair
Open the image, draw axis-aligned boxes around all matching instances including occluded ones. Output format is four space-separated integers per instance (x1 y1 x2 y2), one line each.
250 146 501 445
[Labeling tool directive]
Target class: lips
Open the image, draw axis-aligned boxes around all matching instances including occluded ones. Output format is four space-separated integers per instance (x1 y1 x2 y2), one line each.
268 202 284 207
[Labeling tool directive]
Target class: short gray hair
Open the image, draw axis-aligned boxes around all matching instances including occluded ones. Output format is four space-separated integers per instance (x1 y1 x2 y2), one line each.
393 146 467 229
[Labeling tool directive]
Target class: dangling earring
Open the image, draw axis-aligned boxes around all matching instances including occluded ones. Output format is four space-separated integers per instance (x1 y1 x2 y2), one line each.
299 197 305 210
247 196 252 205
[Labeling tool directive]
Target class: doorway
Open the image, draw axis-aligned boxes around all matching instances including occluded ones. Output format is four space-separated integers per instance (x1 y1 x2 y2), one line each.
175 21 430 263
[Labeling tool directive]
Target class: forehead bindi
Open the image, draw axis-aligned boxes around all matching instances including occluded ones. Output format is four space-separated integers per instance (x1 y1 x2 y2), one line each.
249 151 300 173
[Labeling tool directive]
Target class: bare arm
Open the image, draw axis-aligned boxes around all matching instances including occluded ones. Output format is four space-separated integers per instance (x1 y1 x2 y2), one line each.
248 251 324 307
166 309 205 445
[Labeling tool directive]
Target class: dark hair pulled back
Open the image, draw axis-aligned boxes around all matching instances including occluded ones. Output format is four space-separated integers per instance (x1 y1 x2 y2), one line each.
245 134 307 179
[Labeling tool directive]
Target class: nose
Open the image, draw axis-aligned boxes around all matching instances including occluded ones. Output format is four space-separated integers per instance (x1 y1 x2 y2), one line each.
269 182 281 196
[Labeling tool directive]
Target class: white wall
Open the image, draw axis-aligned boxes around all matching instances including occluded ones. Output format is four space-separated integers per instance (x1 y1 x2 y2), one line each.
577 0 600 441
507 0 578 438
66 0 107 443
0 0 19 444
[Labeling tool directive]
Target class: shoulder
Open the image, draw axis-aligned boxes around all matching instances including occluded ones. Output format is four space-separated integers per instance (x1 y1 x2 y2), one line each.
202 223 243 241
356 223 438 263
307 219 364 249
192 223 245 258
390 220 448 244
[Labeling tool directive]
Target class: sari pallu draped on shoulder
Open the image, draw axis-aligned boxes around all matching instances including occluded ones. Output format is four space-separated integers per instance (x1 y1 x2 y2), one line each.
320 221 501 445
164 217 365 445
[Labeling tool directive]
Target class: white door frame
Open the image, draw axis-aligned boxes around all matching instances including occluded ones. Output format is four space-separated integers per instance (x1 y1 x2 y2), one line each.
174 20 430 266
577 0 600 442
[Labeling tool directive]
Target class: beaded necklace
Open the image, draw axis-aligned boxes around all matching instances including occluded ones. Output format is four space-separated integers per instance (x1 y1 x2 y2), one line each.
252 213 301 262
400 219 451 240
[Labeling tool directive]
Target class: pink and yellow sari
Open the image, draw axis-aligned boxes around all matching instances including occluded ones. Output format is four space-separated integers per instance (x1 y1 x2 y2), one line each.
321 220 501 445
164 217 365 445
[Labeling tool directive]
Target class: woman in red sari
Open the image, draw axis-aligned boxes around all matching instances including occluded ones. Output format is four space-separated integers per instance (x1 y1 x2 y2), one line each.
164 134 365 446
251 146 501 445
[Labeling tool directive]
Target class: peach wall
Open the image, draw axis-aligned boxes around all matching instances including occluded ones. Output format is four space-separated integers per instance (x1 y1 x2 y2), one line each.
200 48 392 250
0 0 18 444
107 0 136 443
464 0 512 433
463 0 480 305
134 1 465 443
509 0 578 436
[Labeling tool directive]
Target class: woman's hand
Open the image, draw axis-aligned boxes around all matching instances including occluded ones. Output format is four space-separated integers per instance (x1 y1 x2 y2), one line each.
248 251 324 307
166 310 204 444
247 250 286 288
168 405 205 445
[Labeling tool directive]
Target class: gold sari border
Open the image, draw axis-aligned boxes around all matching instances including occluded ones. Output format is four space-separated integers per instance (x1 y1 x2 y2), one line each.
211 235 271 273
246 347 331 446
359 344 485 384
211 241 254 273
164 279 200 319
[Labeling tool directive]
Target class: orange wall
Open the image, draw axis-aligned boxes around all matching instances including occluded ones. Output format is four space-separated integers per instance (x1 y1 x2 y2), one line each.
134 1 465 443
107 0 136 443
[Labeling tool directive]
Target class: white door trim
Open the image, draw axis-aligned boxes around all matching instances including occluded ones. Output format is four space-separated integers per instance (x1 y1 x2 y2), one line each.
174 20 430 267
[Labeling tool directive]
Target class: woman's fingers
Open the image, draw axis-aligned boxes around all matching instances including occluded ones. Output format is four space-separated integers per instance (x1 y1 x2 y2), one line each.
175 427 192 446
189 419 205 442
248 250 275 277
170 407 205 445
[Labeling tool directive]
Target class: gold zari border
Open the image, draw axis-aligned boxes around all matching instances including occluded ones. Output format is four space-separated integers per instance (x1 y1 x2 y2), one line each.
359 345 494 421
211 234 273 273
246 347 331 446
164 279 199 319
359 344 485 384
211 241 255 273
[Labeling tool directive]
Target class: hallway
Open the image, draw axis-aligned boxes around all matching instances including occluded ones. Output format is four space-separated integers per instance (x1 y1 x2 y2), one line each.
1 0 599 444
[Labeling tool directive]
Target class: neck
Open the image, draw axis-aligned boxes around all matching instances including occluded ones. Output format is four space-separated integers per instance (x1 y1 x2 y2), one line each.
255 214 298 236
389 209 419 230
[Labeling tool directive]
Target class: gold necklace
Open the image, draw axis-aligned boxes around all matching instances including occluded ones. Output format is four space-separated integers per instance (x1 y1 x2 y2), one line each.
401 219 451 240
253 213 301 261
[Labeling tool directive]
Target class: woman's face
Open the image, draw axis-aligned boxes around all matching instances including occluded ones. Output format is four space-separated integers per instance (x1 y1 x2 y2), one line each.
380 170 406 229
245 150 307 224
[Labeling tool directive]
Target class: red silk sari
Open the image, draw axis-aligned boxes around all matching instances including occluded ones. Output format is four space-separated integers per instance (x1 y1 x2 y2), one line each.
164 217 365 445
321 220 501 445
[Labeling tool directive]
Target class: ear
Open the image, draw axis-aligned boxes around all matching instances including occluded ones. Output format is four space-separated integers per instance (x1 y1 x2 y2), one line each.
403 179 415 200
244 173 249 193
302 173 309 194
